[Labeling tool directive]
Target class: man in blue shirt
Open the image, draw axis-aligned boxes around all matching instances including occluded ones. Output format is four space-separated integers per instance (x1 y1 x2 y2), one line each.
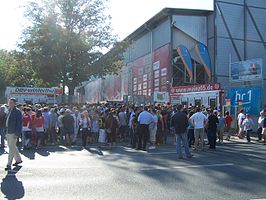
137 106 154 151
171 104 192 159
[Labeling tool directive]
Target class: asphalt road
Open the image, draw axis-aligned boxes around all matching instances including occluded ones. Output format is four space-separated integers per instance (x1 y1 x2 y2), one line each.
0 139 266 200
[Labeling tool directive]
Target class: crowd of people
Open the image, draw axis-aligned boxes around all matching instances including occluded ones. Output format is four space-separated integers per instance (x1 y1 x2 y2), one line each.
1 98 266 170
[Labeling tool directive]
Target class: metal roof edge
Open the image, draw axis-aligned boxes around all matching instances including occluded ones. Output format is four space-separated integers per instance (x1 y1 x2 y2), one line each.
124 7 213 41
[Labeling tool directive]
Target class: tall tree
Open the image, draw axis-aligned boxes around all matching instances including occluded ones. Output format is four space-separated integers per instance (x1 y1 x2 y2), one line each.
20 0 127 103
0 49 43 101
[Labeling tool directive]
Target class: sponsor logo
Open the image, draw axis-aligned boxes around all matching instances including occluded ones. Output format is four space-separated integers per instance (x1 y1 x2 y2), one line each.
171 83 221 94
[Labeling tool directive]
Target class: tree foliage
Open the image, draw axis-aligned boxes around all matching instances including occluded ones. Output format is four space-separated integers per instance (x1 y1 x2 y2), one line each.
19 0 128 100
0 50 43 89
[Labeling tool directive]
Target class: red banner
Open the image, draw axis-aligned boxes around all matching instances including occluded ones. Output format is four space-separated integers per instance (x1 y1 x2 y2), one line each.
171 83 221 94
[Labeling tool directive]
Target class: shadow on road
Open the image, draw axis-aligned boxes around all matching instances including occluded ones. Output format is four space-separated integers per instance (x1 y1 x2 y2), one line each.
0 148 8 156
19 145 74 160
86 147 104 156
1 166 25 200
95 141 266 195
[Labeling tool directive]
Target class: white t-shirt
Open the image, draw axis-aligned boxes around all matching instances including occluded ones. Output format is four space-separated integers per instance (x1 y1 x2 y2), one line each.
189 112 207 129
237 113 245 126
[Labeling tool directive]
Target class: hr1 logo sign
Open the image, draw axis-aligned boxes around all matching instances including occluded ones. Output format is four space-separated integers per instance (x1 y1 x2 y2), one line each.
235 90 252 105
228 87 261 115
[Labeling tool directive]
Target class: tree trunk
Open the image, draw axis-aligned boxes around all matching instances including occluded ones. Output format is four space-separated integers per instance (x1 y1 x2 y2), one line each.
68 84 75 104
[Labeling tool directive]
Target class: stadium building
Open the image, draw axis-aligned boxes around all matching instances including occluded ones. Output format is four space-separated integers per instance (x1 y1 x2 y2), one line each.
77 0 266 115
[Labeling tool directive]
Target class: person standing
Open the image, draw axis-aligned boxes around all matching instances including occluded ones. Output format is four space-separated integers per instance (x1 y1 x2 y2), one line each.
105 109 119 147
0 106 7 148
79 111 91 148
35 110 45 148
224 111 233 141
130 107 140 148
5 98 23 171
137 106 154 151
91 111 99 144
189 107 207 151
72 108 81 144
257 110 265 142
262 116 266 145
217 112 225 144
171 104 192 159
149 109 158 150
42 107 50 146
22 108 32 149
58 108 65 144
155 109 165 145
118 107 128 142
242 114 254 143
98 112 106 146
49 108 58 145
128 107 136 147
207 110 219 149
62 109 75 145
187 111 195 148
237 109 246 138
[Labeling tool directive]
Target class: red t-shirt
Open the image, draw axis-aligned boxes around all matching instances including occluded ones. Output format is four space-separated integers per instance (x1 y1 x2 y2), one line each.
225 115 233 127
35 116 44 128
22 114 31 127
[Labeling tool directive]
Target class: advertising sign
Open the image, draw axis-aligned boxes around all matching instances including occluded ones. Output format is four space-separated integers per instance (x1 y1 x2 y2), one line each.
170 95 181 104
154 92 170 103
225 98 231 112
195 43 212 80
227 87 262 115
176 45 193 80
5 86 62 104
171 83 221 94
230 58 263 82
131 44 170 97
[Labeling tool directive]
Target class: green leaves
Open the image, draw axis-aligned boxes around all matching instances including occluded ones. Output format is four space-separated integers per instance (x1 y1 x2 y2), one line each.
0 50 43 90
1 0 128 102
20 0 122 94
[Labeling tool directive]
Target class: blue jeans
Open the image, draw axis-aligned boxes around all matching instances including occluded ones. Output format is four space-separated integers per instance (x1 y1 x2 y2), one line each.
0 128 6 146
176 133 191 158
207 130 217 149
245 130 252 142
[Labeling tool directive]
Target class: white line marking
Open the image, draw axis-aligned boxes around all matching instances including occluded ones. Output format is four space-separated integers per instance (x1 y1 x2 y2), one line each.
172 163 234 169
250 199 266 200
148 152 177 155
0 170 32 176
140 163 234 171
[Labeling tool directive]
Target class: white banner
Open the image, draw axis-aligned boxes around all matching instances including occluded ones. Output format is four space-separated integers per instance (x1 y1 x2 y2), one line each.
153 91 170 103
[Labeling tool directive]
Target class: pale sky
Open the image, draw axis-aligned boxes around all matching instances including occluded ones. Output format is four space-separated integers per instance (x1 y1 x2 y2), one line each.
0 0 213 50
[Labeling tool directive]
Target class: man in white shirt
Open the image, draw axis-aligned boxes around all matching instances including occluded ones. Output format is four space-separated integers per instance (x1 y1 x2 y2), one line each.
137 106 154 151
189 107 207 151
237 109 245 138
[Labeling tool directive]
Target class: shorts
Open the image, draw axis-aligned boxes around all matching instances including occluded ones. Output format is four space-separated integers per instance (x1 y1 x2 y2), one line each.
63 128 74 135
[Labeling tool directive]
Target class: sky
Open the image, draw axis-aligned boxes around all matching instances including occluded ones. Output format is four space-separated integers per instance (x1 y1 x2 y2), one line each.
0 0 213 50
